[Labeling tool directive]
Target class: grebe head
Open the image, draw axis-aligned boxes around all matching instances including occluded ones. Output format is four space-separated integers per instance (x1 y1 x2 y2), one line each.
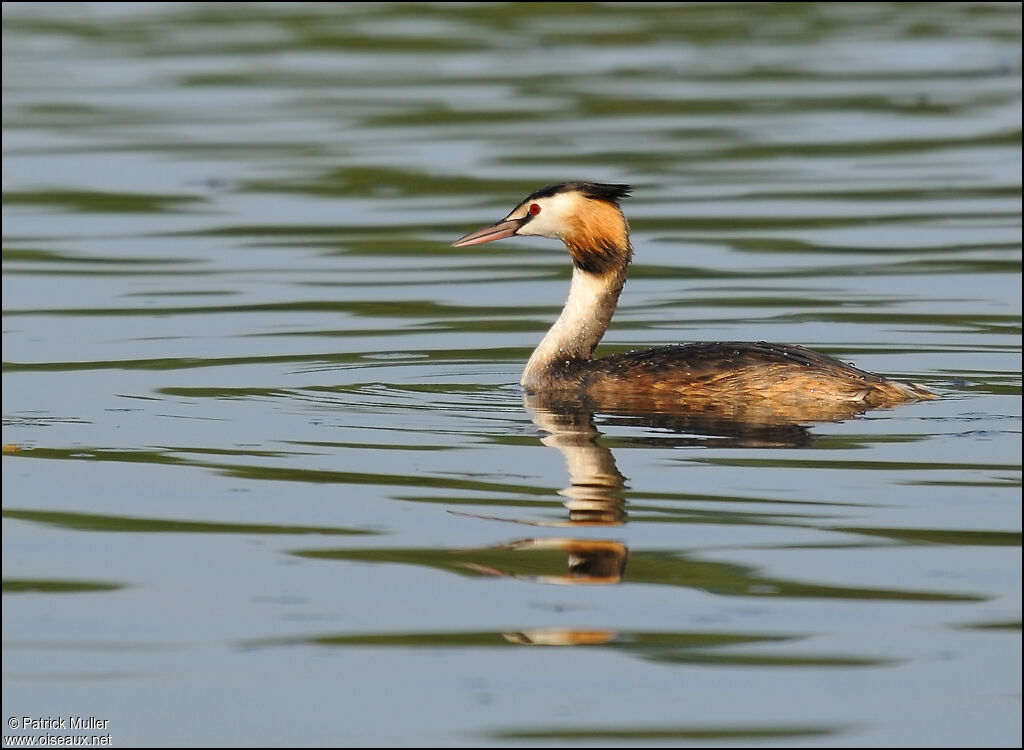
451 182 633 272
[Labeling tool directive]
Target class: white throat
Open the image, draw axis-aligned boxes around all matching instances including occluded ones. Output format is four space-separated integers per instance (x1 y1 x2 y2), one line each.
520 266 625 390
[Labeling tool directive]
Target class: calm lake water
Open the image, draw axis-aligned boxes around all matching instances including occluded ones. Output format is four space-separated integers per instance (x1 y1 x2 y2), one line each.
2 2 1021 747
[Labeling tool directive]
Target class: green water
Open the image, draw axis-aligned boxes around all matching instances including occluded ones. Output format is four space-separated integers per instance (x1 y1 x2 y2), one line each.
2 2 1021 746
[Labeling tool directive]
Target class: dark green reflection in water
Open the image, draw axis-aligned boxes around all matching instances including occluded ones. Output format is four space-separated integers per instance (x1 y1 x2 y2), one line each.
4 509 373 536
1 190 203 213
6 447 1015 547
2 446 555 498
293 544 984 602
250 628 888 668
242 166 530 200
835 526 1020 547
955 619 1022 632
489 723 844 742
2 579 125 594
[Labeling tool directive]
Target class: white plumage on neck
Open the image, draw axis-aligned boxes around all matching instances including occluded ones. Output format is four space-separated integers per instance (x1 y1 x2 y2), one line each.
521 266 625 391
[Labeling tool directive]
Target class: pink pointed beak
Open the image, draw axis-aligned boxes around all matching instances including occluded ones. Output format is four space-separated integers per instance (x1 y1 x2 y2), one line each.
451 217 524 248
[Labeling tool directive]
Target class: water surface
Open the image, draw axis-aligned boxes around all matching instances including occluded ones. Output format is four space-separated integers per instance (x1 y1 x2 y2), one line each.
2 3 1021 747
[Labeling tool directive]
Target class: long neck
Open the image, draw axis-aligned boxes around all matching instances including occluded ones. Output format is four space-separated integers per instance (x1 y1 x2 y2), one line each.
521 265 627 390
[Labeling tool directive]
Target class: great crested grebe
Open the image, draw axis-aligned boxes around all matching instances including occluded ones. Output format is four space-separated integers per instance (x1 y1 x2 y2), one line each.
452 182 936 418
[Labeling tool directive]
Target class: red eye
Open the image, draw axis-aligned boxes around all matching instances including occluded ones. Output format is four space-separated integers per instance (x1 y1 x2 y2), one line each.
528 203 542 216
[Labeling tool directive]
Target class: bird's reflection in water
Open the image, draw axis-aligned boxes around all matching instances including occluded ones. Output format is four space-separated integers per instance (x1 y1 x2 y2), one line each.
286 391 950 652
503 628 618 647
526 388 882 446
460 537 629 585
524 389 840 522
464 391 856 589
528 395 628 526
460 389 851 590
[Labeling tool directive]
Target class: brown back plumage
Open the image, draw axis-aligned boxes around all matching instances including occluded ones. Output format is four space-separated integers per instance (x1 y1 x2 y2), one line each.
535 341 937 423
